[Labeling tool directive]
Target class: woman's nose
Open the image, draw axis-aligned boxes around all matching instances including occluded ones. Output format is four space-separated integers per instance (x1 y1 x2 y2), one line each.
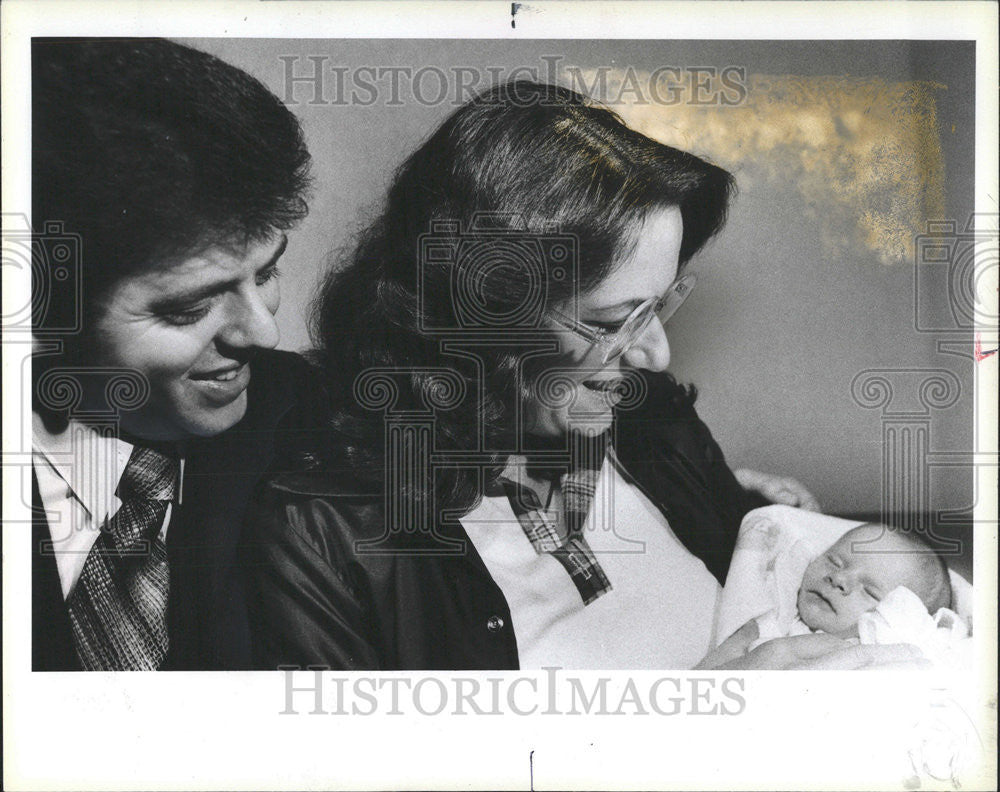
622 318 671 372
217 291 280 351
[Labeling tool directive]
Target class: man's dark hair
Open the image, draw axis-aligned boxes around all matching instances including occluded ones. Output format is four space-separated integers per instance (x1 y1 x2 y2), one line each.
32 38 312 335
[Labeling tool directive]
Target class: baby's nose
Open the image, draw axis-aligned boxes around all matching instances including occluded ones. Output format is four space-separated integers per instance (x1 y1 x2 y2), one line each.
827 572 850 593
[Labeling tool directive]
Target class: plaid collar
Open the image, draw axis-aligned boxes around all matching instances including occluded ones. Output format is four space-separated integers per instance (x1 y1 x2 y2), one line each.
498 431 612 605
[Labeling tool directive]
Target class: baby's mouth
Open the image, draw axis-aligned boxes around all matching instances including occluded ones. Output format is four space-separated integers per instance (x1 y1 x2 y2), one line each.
811 590 836 612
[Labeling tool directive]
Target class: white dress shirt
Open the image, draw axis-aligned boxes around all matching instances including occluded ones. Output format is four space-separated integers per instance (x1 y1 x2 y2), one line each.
32 412 182 599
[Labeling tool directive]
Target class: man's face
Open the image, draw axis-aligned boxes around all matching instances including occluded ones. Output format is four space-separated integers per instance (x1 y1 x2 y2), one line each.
89 234 287 442
796 524 928 636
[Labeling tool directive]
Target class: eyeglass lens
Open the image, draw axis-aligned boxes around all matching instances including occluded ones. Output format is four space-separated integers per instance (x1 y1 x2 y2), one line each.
602 273 696 364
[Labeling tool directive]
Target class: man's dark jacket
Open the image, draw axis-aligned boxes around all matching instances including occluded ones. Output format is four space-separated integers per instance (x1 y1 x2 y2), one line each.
247 371 753 671
32 349 319 671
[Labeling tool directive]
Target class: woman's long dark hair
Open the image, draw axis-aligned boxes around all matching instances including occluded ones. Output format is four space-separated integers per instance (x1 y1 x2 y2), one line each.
312 80 735 516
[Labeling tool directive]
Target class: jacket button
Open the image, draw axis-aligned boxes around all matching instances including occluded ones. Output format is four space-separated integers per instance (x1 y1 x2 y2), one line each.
297 451 320 469
486 615 505 632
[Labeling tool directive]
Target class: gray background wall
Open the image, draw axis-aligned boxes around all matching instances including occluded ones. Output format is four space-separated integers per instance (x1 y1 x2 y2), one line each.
184 38 976 515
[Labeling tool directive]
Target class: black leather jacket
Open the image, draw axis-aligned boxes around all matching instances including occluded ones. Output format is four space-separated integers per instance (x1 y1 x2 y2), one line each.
246 372 752 670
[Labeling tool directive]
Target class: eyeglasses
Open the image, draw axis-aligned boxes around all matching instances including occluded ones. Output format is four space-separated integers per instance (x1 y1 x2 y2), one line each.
550 273 697 365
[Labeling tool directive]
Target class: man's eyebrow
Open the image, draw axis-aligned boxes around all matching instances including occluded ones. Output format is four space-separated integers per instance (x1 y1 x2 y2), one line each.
151 235 288 308
257 234 288 272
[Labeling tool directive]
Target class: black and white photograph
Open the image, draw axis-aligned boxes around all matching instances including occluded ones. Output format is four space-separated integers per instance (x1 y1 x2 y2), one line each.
3 2 997 790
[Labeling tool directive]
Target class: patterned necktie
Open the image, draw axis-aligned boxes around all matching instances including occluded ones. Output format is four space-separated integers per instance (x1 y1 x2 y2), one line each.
66 445 178 670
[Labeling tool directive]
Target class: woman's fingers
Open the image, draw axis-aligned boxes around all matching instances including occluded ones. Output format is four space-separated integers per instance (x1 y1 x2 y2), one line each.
713 635 928 670
763 633 847 663
781 481 822 511
858 658 934 671
732 467 762 491
715 633 845 669
733 468 822 512
764 478 821 511
795 642 928 670
695 619 761 669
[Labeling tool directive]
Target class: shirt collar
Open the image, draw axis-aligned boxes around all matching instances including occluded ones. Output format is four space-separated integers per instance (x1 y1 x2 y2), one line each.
496 432 613 486
32 412 184 523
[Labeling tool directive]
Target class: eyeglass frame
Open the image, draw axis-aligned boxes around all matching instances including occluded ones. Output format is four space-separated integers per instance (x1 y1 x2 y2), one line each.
549 272 697 365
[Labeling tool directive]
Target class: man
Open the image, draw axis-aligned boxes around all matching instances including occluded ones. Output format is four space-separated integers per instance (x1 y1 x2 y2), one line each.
31 38 316 670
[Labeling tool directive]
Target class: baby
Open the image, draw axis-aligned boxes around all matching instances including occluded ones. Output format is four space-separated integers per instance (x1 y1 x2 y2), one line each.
792 523 953 638
707 523 954 664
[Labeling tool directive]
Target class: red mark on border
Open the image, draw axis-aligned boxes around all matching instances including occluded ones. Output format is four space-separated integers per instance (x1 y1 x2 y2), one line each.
974 333 998 362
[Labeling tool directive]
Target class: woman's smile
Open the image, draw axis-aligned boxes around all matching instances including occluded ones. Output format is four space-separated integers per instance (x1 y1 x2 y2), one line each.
581 376 627 410
581 376 626 394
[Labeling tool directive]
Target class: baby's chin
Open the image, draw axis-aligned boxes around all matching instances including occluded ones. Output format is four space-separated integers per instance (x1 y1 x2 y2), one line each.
802 614 860 638
797 588 861 637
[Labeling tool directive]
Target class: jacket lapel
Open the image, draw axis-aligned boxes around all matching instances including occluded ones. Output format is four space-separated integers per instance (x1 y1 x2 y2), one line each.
31 470 81 671
614 372 749 585
164 350 307 669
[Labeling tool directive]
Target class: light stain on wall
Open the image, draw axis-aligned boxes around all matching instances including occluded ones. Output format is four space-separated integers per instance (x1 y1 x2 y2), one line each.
574 71 947 265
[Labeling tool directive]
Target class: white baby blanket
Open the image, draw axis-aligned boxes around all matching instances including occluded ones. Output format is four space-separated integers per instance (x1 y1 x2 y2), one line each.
714 505 973 668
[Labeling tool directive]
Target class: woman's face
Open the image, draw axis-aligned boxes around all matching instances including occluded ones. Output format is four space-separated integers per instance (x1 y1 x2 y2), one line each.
528 206 683 438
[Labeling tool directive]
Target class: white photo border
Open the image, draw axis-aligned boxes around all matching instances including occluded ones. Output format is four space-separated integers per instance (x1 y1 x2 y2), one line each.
3 2 997 791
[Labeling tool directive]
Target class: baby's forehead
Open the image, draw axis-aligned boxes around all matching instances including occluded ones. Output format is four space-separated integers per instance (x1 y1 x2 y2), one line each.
829 524 915 555
832 526 930 577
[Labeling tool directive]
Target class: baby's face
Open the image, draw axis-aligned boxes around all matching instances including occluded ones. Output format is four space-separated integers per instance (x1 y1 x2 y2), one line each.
797 524 928 636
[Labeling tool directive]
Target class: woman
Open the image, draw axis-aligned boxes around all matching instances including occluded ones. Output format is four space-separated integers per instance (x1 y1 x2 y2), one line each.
248 81 868 670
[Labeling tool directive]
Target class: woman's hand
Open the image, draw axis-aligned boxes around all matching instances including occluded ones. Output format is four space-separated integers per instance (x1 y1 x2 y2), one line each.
702 633 929 670
694 619 760 669
734 468 822 512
